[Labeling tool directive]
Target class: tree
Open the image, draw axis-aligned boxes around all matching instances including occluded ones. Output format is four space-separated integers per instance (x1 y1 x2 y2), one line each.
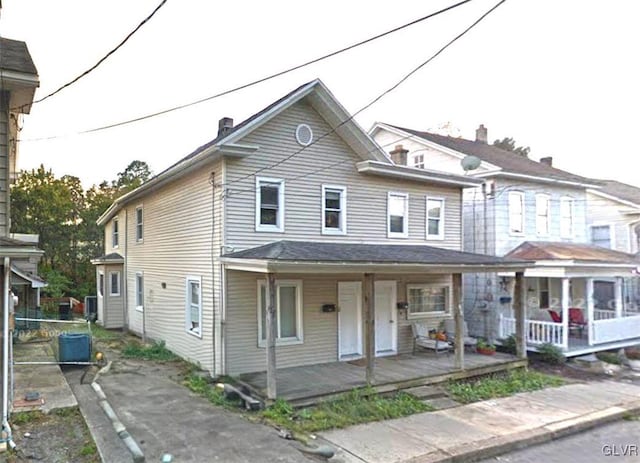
115 160 152 193
493 137 531 157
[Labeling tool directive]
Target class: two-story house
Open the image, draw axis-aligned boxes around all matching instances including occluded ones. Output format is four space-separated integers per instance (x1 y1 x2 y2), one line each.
93 80 528 401
370 122 640 356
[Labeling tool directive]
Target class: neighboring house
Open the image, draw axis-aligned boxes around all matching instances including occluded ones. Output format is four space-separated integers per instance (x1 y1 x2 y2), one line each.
370 122 640 356
9 234 47 312
94 80 528 399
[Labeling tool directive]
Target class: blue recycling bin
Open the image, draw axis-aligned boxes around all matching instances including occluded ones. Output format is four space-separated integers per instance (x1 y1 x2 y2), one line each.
58 333 91 362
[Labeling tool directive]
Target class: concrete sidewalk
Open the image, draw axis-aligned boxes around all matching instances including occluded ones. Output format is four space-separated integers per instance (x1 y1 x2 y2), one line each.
319 381 640 463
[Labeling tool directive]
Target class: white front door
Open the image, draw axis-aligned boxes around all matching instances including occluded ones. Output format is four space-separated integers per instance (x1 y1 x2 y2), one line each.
338 282 362 359
375 281 397 355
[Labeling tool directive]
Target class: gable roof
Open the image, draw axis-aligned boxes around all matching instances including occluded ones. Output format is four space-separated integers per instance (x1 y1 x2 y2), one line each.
0 38 37 75
589 179 640 207
376 123 596 187
506 241 639 265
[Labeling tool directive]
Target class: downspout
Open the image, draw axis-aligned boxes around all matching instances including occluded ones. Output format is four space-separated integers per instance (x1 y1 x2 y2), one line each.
209 171 217 377
2 256 15 449
123 209 129 333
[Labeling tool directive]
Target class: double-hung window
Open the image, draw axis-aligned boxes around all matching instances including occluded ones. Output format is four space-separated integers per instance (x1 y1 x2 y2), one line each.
538 278 550 308
109 271 120 296
388 192 409 238
135 206 144 242
256 177 284 232
98 272 104 297
413 154 425 169
426 197 445 240
508 191 525 234
535 194 550 236
591 224 613 249
322 185 346 235
407 284 450 318
135 272 144 312
560 197 574 238
257 280 303 346
112 217 119 248
185 276 202 337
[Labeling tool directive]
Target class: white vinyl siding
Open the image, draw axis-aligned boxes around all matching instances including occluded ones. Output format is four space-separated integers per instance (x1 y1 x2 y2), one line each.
135 272 144 312
426 197 445 240
185 276 202 338
257 280 303 346
112 217 119 248
321 185 347 235
109 271 120 296
508 191 525 235
255 177 285 232
407 284 450 318
535 194 550 236
135 206 144 242
560 197 574 238
387 192 409 238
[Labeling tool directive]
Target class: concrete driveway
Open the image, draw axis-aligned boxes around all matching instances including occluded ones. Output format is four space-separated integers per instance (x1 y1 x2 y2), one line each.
65 360 315 463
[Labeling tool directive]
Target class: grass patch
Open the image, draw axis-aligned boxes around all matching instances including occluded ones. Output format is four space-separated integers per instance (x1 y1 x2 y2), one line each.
183 373 236 408
90 323 121 341
596 351 622 365
11 411 44 425
261 387 432 434
80 442 98 456
446 369 564 404
623 413 639 421
121 340 177 361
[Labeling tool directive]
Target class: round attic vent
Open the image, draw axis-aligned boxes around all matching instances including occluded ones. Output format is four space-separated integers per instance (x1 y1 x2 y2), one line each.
295 124 313 146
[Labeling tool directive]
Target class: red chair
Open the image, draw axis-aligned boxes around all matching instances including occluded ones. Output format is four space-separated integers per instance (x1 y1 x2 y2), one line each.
569 308 587 337
548 310 562 323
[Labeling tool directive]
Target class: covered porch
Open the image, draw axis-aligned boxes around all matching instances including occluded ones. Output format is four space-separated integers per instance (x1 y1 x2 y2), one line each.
222 240 531 402
499 242 640 357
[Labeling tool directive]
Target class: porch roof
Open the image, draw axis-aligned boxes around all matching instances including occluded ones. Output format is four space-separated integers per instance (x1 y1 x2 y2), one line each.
90 252 124 265
11 265 47 288
222 240 531 273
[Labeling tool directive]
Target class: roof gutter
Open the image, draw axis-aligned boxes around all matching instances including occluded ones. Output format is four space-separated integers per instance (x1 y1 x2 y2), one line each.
356 161 483 188
473 171 600 189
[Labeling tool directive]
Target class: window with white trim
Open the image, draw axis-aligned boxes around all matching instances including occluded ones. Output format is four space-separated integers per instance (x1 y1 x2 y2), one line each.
426 197 444 240
407 284 450 318
508 191 525 234
560 197 574 238
256 177 284 232
185 276 202 337
112 217 119 248
387 192 409 238
135 206 144 242
322 185 346 234
257 280 303 346
109 271 120 296
535 194 550 236
135 272 144 311
591 224 612 249
538 277 550 308
98 272 104 297
413 154 425 169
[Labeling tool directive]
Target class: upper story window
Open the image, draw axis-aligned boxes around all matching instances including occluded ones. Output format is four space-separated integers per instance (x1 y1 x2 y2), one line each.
535 194 550 236
257 280 303 346
112 217 119 248
186 276 202 337
135 272 144 311
560 197 574 238
387 192 409 238
591 224 613 249
135 206 144 242
426 197 445 240
109 271 120 296
256 177 284 232
508 191 525 235
322 185 347 235
413 154 425 169
407 284 450 318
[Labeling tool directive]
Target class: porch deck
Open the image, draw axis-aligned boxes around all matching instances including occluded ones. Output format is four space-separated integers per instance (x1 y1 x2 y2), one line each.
237 352 525 406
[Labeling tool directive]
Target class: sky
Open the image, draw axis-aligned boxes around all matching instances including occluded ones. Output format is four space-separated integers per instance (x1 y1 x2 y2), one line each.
1 0 639 188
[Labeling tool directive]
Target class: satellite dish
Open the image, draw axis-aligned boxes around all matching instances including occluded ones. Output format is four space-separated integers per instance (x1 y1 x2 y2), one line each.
461 155 481 172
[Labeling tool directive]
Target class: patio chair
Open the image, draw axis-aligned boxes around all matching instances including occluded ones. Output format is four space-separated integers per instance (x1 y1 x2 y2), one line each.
443 318 478 351
411 321 450 355
568 308 587 338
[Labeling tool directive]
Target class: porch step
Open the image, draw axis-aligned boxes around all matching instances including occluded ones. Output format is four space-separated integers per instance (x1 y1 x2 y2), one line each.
422 397 461 410
402 385 447 400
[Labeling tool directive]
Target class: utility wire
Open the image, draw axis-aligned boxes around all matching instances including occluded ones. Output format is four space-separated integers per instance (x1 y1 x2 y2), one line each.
223 0 509 193
20 0 474 141
15 0 168 111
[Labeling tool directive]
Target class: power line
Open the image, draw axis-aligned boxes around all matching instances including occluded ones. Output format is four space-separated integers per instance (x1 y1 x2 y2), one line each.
15 0 169 111
223 0 509 192
20 0 474 142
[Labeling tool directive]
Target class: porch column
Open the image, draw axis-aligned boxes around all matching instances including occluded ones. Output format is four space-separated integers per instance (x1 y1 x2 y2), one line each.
36 287 41 307
363 273 375 385
586 278 594 346
615 277 624 318
514 272 527 359
561 277 570 350
266 273 277 400
452 274 464 369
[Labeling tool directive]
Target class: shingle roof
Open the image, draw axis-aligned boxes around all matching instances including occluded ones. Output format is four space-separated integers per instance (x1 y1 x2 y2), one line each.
591 179 640 206
390 125 592 185
506 241 639 265
0 38 38 75
0 236 37 247
224 240 527 266
92 252 124 263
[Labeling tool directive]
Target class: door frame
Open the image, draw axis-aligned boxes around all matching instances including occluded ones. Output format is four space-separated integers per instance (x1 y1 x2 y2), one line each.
374 280 398 356
337 281 363 360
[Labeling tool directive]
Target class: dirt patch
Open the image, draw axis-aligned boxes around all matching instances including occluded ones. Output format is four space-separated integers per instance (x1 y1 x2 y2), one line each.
5 408 98 463
528 357 614 382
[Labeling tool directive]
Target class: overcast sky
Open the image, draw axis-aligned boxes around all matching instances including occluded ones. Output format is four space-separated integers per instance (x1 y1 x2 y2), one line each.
2 0 639 188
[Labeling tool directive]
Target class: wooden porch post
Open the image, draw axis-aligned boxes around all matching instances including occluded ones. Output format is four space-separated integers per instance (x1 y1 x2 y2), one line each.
363 273 375 385
561 277 570 350
615 277 624 318
452 274 464 369
586 277 594 346
514 272 527 359
266 273 277 400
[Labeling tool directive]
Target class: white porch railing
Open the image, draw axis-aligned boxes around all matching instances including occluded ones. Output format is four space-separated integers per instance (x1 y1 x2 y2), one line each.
591 314 640 344
499 315 564 348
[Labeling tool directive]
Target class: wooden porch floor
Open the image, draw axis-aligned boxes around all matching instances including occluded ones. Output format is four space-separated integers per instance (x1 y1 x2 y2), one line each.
238 352 526 406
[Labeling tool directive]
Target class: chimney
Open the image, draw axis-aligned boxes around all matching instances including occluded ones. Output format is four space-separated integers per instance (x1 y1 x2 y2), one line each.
540 156 553 166
217 117 234 138
475 124 488 144
389 144 409 166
